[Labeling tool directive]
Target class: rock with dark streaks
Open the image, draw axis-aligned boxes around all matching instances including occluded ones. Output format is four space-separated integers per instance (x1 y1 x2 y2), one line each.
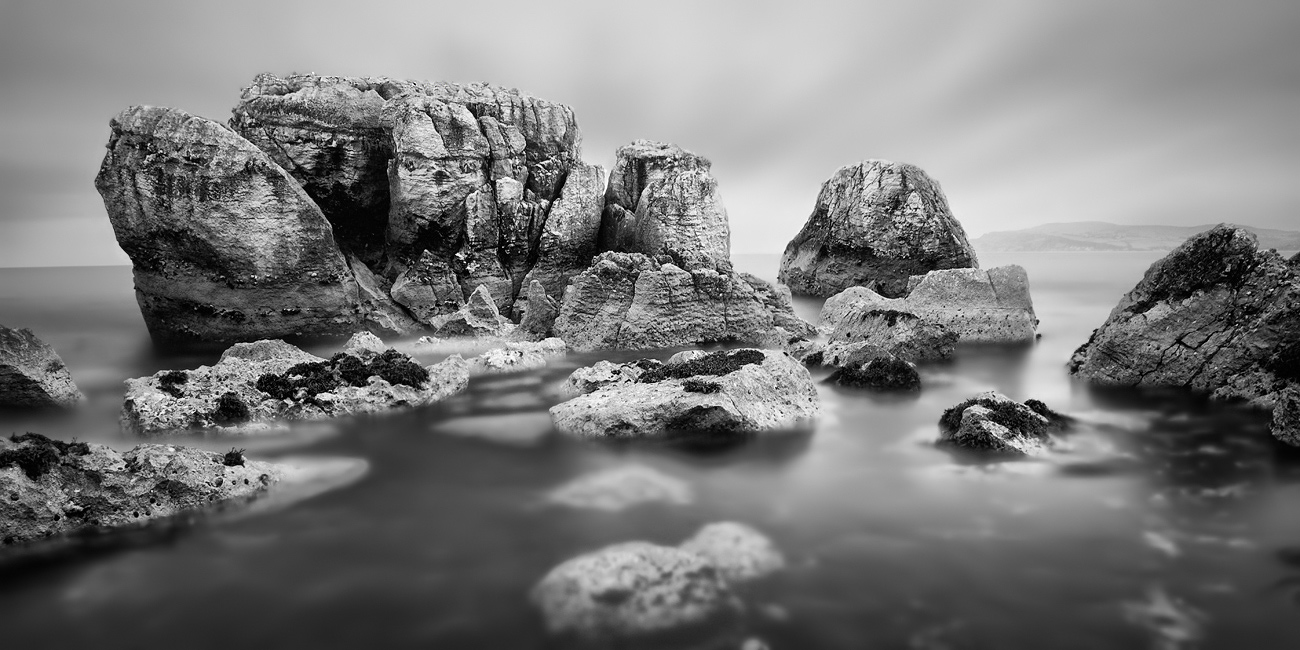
0 326 83 408
936 391 1069 456
779 160 978 298
520 162 606 300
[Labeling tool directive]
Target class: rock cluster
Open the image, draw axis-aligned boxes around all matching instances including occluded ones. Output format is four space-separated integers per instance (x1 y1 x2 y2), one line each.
779 160 978 298
936 391 1071 456
1068 225 1300 445
0 433 279 547
530 522 783 648
122 333 468 435
549 349 819 439
0 326 83 408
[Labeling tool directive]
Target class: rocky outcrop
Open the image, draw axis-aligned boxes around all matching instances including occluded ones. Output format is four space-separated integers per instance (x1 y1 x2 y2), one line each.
0 433 279 547
552 253 814 352
550 349 818 439
95 106 364 346
827 308 956 362
1068 225 1300 445
0 326 83 408
517 280 559 337
1274 388 1300 446
825 345 922 391
821 265 1037 344
560 360 650 397
598 141 730 270
121 334 468 435
545 465 692 511
426 285 513 337
936 392 1071 456
520 162 606 299
678 522 785 583
779 160 978 298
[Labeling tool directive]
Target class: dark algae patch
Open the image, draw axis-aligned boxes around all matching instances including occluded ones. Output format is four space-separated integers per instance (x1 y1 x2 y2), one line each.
1 432 88 480
939 396 1063 438
222 448 245 467
255 351 429 403
211 392 250 425
829 357 920 391
639 349 765 384
157 370 188 398
681 379 722 394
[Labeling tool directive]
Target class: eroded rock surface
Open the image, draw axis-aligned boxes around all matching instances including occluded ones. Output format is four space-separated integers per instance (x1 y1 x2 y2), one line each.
1067 226 1300 445
936 392 1071 456
466 338 566 375
828 308 956 362
550 349 818 439
552 253 814 352
0 326 83 408
779 160 978 298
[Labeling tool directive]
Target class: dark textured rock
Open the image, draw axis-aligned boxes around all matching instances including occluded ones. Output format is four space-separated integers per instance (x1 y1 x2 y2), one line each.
520 162 605 300
599 140 730 270
936 391 1066 456
828 308 957 362
389 250 465 324
552 253 814 352
518 280 559 337
0 326 83 408
428 285 513 337
1274 388 1300 447
827 350 921 391
779 160 978 298
95 106 362 346
1068 225 1300 444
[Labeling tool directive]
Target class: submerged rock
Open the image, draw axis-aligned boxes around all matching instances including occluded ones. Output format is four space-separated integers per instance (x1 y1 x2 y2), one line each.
0 326 83 408
0 434 280 548
1069 226 1300 447
467 338 566 375
546 465 693 511
95 106 362 345
936 392 1070 456
821 265 1038 344
779 160 978 298
530 541 742 648
599 140 731 270
552 253 814 352
121 334 468 435
678 522 785 583
549 349 818 439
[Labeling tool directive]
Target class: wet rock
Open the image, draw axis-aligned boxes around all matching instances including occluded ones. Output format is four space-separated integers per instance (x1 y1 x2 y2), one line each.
467 338 566 375
1272 388 1300 446
826 347 921 391
530 541 742 647
821 265 1038 344
428 285 513 337
550 349 819 439
1069 226 1300 436
0 434 281 547
679 522 785 583
121 334 468 435
560 360 649 397
546 465 693 511
94 106 362 346
936 391 1068 456
518 280 559 337
779 160 978 298
827 308 956 362
599 140 730 270
552 253 814 352
0 326 83 408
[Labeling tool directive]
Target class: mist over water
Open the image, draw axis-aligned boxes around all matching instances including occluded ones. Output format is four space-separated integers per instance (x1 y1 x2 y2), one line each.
2 253 1300 648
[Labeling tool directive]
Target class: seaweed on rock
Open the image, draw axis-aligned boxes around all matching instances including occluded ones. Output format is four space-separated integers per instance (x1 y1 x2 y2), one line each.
638 349 765 384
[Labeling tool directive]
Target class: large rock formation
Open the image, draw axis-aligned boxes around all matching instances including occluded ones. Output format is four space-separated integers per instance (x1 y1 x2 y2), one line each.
822 265 1037 344
779 160 978 298
552 253 814 351
95 106 364 346
598 140 730 270
550 349 819 439
0 326 83 408
1069 225 1300 445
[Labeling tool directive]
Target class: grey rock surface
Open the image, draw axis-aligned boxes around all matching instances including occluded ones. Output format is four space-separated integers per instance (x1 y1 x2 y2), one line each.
428 285 514 337
550 349 819 439
936 391 1069 456
560 360 649 397
1274 388 1300 447
779 160 978 298
678 522 785 583
95 106 363 346
825 346 921 392
828 308 956 362
518 280 559 337
466 338 566 375
0 326 83 408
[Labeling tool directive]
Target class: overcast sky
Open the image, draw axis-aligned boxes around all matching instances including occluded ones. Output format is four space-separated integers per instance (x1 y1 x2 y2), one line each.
1 0 1296 266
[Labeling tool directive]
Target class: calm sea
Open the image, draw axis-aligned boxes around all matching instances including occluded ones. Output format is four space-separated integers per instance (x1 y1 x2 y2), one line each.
1 252 1298 649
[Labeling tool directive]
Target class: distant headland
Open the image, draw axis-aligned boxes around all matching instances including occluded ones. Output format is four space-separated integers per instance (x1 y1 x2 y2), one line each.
972 221 1300 252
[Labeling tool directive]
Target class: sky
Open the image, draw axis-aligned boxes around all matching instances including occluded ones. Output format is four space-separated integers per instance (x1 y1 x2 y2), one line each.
1 0 1297 266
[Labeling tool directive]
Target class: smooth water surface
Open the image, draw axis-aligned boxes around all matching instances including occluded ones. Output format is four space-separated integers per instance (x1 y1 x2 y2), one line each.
2 253 1299 649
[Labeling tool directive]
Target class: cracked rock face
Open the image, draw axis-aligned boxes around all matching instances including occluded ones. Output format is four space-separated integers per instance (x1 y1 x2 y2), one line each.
598 140 730 270
0 326 83 408
549 349 819 439
821 265 1037 344
552 252 814 352
95 106 363 346
1068 225 1300 446
779 160 978 298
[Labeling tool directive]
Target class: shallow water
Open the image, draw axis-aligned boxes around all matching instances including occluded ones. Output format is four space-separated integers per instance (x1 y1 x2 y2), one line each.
2 253 1300 649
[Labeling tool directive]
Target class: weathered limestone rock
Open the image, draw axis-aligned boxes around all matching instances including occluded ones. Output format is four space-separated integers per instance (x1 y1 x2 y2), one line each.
678 522 785 583
550 349 819 439
230 74 397 264
348 257 424 335
560 360 649 397
520 162 605 300
0 434 279 547
389 250 466 323
599 141 730 270
518 280 559 337
0 326 83 408
828 309 956 362
779 160 978 298
467 338 566 375
546 465 693 511
936 392 1070 456
530 541 742 647
428 285 513 337
552 253 814 352
121 334 469 435
95 106 362 346
1069 226 1300 435
821 265 1037 344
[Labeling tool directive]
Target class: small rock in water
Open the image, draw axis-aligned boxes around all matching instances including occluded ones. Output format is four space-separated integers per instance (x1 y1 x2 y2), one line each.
545 465 693 511
1121 586 1204 650
935 391 1070 457
467 338 566 375
0 326 83 408
679 522 786 583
